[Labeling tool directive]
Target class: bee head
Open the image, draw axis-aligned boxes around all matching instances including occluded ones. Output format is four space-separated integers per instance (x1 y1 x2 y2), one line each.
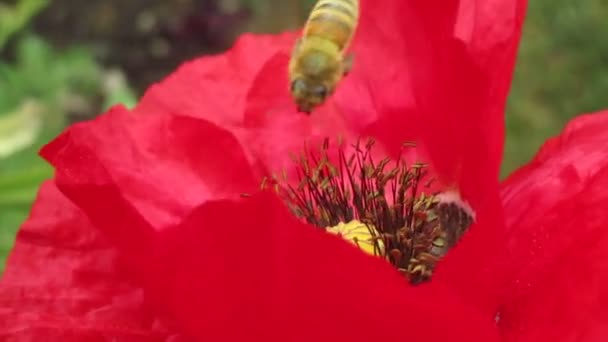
290 78 329 114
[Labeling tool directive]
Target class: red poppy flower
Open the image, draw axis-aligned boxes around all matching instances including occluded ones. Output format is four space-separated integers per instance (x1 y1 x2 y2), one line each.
4 0 606 341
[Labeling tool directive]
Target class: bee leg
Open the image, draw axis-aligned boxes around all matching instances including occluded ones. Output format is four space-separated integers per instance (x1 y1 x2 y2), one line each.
342 53 355 75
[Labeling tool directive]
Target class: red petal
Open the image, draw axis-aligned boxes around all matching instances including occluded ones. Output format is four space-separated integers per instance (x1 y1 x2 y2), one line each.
218 0 527 312
129 29 321 177
0 182 183 341
34 101 500 341
133 32 296 128
117 1 527 203
145 191 500 342
354 0 527 316
365 0 528 207
500 110 608 341
11 2 530 337
40 105 257 236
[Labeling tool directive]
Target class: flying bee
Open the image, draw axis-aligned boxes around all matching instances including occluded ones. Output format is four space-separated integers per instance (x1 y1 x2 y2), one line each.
288 0 359 113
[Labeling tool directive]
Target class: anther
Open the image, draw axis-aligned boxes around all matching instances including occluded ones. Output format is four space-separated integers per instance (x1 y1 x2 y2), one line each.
267 138 475 284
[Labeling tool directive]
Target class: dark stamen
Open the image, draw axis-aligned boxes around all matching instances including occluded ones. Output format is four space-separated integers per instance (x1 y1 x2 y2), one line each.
264 138 474 284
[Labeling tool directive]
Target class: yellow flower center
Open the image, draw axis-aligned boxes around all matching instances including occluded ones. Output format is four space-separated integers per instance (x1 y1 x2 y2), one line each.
326 220 384 256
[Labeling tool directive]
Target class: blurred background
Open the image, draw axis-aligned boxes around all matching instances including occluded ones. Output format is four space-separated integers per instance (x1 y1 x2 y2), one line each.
0 0 606 272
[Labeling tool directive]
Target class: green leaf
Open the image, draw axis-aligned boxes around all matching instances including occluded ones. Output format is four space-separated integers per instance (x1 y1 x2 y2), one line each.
0 0 49 50
0 165 52 191
101 69 138 110
0 207 31 273
0 100 44 158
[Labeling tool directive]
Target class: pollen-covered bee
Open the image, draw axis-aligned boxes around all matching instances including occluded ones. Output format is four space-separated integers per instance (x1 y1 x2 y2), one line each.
288 0 359 113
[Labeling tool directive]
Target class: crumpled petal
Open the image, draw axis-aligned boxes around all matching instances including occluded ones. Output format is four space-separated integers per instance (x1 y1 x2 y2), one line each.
41 105 258 236
146 191 500 342
111 0 526 204
127 1 425 176
365 0 527 206
0 182 186 341
353 0 527 316
499 110 608 341
4 0 533 338
133 31 296 129
213 2 527 314
37 103 499 341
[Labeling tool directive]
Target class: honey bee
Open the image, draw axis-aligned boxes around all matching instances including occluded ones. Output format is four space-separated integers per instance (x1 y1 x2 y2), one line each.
288 0 359 113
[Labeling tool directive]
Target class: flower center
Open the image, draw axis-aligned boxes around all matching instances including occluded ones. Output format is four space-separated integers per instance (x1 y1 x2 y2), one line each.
325 220 384 256
266 138 475 285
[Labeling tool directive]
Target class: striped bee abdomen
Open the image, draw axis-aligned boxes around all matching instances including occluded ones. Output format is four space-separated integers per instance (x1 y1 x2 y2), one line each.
303 0 359 51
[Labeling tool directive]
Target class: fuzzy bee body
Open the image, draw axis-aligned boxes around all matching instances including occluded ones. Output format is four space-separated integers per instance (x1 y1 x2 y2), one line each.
289 0 359 113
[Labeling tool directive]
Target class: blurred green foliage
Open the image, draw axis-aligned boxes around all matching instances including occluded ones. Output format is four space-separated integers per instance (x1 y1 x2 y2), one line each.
0 0 48 49
0 35 97 270
0 2 136 271
504 0 608 175
1 35 99 114
0 0 607 273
